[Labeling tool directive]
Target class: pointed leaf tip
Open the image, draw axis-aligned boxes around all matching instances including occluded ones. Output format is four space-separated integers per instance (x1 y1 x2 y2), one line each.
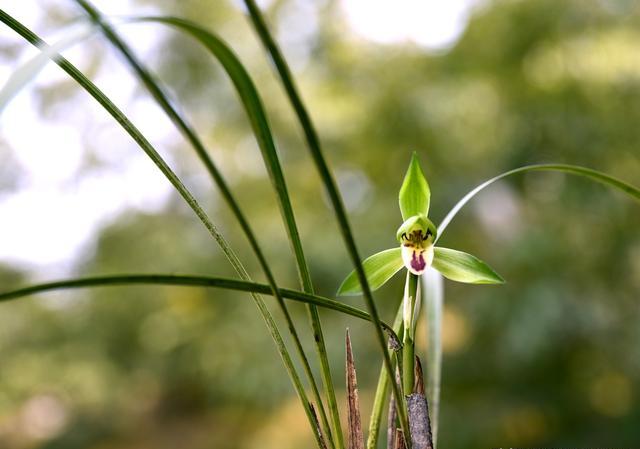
432 247 504 284
337 248 404 296
399 153 431 220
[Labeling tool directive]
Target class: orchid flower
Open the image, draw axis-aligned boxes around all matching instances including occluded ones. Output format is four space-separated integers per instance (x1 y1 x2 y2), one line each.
338 153 504 298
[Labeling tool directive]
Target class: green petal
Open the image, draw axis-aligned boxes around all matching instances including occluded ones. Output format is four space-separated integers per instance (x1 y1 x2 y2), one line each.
399 152 431 220
432 247 504 284
338 248 404 296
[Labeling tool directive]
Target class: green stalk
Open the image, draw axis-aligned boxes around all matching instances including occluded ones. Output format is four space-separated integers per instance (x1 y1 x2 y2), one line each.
402 273 419 394
241 1 410 445
70 2 334 443
0 10 327 448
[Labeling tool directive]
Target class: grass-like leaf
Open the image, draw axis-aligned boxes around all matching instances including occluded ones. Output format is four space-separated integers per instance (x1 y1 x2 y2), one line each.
437 164 640 242
432 247 504 284
0 274 398 333
241 2 410 443
338 248 404 296
0 10 328 447
70 2 336 445
399 152 431 221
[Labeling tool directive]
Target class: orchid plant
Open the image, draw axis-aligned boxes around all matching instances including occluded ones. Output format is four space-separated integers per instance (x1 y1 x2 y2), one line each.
2 2 640 449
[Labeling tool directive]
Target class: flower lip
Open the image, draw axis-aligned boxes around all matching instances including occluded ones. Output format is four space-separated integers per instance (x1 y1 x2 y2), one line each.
397 215 436 275
401 244 434 275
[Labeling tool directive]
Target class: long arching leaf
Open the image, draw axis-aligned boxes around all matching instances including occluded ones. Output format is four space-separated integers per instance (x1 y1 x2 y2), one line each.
0 10 324 446
71 2 335 443
0 274 380 325
436 164 640 242
240 1 410 443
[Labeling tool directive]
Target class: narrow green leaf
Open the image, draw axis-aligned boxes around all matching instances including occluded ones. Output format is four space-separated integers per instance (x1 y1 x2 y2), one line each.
116 14 334 444
0 274 398 332
432 247 504 284
399 152 431 220
70 3 336 445
0 11 326 448
437 164 640 243
242 1 410 443
338 248 404 296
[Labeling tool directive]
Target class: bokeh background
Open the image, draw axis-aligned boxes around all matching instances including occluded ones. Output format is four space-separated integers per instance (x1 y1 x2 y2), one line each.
1 0 639 448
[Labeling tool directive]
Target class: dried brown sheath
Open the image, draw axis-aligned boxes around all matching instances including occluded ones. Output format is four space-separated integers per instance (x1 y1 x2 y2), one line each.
414 355 425 395
346 329 364 449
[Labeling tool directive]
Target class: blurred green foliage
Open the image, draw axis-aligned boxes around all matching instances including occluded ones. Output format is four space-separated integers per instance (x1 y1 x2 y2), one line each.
1 0 640 448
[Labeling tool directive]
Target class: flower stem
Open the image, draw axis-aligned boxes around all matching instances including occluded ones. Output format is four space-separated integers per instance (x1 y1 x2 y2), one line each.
403 273 420 394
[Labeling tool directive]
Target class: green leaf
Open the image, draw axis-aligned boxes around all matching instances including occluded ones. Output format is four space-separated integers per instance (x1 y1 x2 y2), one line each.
436 164 640 243
432 247 504 284
338 248 404 296
0 274 368 322
241 1 409 438
399 152 431 220
72 5 336 446
0 11 326 448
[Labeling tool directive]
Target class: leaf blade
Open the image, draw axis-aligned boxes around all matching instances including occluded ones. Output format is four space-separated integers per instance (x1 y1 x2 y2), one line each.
0 11 325 448
432 247 504 284
73 5 335 445
436 164 640 243
338 248 404 296
399 152 431 220
0 273 397 329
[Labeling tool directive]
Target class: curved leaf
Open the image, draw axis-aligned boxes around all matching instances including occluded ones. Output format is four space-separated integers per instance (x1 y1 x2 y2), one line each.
432 247 504 284
0 274 395 332
0 11 325 447
72 4 335 446
241 1 409 440
436 164 640 243
338 248 404 296
399 152 431 220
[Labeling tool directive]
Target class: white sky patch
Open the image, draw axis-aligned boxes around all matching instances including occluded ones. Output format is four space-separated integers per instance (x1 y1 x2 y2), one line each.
341 0 480 50
0 0 172 272
2 93 84 186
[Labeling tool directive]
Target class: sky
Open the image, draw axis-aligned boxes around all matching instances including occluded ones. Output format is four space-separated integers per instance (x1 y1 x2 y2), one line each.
0 0 479 274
